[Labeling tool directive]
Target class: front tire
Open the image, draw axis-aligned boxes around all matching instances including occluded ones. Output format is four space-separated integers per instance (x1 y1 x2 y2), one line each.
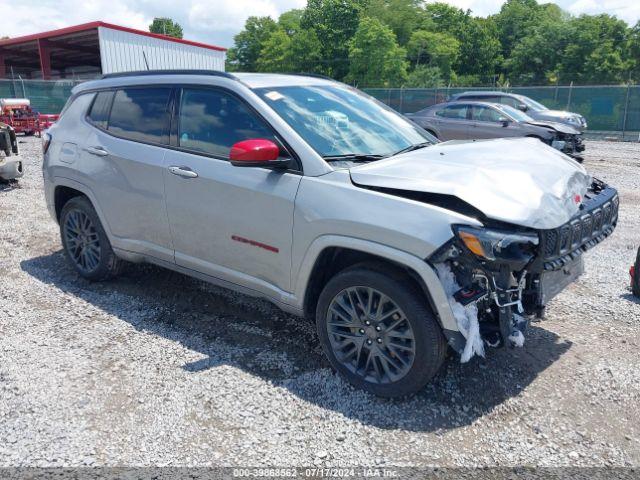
316 265 446 398
60 196 124 281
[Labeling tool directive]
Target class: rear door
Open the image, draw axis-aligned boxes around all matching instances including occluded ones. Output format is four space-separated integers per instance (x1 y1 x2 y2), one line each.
433 104 470 140
163 86 301 293
81 86 175 262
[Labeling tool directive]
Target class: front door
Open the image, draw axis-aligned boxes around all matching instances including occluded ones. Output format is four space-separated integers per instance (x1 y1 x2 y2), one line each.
468 105 522 139
163 87 301 294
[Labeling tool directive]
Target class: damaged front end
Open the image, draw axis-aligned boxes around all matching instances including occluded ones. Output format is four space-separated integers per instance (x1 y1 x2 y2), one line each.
551 132 585 160
430 179 619 362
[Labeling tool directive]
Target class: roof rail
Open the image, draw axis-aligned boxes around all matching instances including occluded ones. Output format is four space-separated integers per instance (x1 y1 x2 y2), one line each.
100 69 237 80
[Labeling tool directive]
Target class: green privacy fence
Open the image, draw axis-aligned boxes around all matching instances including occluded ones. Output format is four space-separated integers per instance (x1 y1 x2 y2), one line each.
0 79 82 115
364 85 640 140
1 79 638 140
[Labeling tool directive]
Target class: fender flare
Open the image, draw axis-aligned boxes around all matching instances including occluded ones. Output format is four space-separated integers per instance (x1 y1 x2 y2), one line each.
52 176 115 243
292 235 459 333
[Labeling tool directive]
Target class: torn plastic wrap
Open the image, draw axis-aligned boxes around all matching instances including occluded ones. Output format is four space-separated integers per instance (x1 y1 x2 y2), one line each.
435 263 485 362
509 314 527 348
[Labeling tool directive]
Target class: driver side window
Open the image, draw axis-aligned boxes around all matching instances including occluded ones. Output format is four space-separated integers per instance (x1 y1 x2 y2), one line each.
178 88 279 158
471 105 503 122
500 96 520 108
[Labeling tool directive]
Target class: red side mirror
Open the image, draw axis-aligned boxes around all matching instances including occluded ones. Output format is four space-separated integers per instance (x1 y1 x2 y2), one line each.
230 139 280 164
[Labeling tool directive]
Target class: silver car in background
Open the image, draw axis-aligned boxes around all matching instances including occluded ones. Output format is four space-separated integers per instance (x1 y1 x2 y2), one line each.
43 71 616 397
450 91 587 131
407 101 585 160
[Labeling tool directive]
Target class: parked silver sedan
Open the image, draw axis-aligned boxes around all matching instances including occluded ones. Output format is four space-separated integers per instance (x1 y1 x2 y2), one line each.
406 101 585 160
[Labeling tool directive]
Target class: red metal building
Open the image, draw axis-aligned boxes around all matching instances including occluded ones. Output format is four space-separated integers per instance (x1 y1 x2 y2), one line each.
0 21 227 80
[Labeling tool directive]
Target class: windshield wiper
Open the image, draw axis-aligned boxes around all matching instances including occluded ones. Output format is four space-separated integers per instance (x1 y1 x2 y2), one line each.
391 141 432 157
322 153 386 163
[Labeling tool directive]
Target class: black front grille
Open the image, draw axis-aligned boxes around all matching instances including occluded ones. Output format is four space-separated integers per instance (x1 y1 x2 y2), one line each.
539 185 618 271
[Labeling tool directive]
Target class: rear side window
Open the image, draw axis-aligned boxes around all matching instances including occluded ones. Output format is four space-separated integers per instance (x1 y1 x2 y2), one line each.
178 88 277 158
436 104 468 119
87 91 114 129
107 88 172 144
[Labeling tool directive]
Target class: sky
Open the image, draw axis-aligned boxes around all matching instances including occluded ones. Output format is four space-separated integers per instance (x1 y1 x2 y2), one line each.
1 0 638 49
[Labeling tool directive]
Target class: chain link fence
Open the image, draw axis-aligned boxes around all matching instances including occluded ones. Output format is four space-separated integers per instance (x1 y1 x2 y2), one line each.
0 79 82 116
364 85 640 141
1 79 638 140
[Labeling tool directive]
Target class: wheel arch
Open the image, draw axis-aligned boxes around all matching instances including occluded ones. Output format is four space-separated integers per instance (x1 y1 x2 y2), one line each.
52 178 114 239
295 235 458 333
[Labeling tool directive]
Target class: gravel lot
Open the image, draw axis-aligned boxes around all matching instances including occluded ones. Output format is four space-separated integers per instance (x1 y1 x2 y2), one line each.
1 137 639 468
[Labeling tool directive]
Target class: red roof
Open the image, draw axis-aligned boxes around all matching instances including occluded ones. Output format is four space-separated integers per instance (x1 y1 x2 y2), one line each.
0 21 227 52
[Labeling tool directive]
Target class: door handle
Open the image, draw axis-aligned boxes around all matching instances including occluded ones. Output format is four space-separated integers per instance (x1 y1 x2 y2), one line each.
168 165 198 178
85 146 109 157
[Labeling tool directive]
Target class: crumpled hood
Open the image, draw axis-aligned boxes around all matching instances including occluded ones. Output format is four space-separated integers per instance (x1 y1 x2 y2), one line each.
524 120 580 135
349 137 591 229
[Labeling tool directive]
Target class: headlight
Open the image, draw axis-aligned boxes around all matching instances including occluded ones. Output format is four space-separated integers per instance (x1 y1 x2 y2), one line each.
566 117 580 125
454 226 539 261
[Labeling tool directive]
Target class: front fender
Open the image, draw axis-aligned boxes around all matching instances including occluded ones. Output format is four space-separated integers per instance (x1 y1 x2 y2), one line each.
292 234 459 334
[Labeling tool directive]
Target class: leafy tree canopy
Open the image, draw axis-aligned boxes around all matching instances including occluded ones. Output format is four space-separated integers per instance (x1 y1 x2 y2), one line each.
149 18 183 39
226 0 639 86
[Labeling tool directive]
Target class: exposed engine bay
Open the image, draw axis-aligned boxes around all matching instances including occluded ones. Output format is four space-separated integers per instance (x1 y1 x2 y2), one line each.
430 178 619 361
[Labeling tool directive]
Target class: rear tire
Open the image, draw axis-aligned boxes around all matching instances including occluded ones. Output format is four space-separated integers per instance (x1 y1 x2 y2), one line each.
316 264 446 398
60 196 125 281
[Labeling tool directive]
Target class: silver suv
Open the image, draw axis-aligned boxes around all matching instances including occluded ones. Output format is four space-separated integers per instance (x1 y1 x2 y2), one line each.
43 71 618 397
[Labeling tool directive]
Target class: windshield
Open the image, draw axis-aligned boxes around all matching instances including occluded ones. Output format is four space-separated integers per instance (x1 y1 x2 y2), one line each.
518 95 548 111
497 104 534 122
255 85 434 159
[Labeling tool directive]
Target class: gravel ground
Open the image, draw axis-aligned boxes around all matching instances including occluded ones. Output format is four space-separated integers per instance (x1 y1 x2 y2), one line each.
0 137 639 468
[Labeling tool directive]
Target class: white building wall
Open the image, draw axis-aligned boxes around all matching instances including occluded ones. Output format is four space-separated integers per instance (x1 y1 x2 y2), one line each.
98 27 225 74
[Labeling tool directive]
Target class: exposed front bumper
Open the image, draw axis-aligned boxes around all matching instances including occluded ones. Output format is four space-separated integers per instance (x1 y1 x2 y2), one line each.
432 179 618 357
553 134 585 158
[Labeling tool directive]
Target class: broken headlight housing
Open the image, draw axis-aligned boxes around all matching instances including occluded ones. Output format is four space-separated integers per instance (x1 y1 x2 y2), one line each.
453 225 539 263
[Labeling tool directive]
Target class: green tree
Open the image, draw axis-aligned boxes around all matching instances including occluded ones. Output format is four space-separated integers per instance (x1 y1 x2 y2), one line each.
290 29 324 73
346 17 408 87
364 0 422 46
493 0 541 58
257 29 294 72
256 10 324 74
278 9 305 36
418 4 501 78
422 2 470 34
301 0 362 79
630 21 640 79
558 14 632 83
226 16 278 71
407 30 459 81
503 6 567 84
148 18 183 39
456 18 502 77
405 65 444 87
